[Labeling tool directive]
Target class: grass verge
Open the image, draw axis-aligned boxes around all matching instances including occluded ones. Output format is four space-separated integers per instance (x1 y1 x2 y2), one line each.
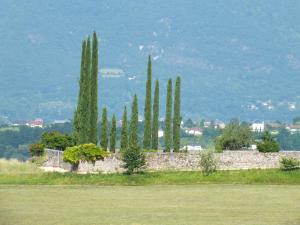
1 169 300 185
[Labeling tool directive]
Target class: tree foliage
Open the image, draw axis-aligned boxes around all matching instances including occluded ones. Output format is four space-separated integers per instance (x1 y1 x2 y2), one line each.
164 79 173 152
143 55 152 149
120 106 128 151
215 122 253 151
63 143 109 171
72 33 99 145
29 143 45 157
151 80 159 150
72 40 86 144
100 107 108 150
110 114 117 152
173 76 181 152
199 150 217 175
41 131 73 150
122 95 145 174
257 131 280 152
89 32 99 144
280 156 300 171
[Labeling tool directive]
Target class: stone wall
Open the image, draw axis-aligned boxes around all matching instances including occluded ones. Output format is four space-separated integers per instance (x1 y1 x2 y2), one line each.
76 151 300 173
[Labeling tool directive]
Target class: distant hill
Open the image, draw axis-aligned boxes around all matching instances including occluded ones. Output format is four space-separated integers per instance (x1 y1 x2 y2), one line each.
0 0 300 122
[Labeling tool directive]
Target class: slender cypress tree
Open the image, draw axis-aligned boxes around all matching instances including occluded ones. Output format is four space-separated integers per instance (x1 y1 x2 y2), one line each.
100 107 108 150
110 114 116 153
151 80 160 150
77 37 92 144
121 94 145 174
173 76 181 152
120 106 128 151
143 55 152 149
89 32 99 144
164 79 173 152
73 40 86 144
129 95 139 149
84 36 91 142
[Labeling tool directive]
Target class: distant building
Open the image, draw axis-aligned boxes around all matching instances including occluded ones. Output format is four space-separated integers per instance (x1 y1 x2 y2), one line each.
116 120 123 128
185 127 203 136
26 118 44 128
286 125 300 134
214 120 226 129
183 145 203 151
52 119 70 124
251 121 264 132
100 68 125 78
204 121 212 128
158 129 164 138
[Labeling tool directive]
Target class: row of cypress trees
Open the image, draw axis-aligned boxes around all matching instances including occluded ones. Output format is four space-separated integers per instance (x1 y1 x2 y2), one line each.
162 77 181 152
99 107 117 152
142 56 181 152
73 34 181 152
73 32 98 145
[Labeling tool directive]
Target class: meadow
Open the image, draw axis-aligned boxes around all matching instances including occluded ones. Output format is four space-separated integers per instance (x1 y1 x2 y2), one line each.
1 159 300 225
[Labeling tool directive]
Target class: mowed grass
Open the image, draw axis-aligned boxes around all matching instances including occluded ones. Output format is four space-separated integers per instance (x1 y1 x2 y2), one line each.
1 185 300 225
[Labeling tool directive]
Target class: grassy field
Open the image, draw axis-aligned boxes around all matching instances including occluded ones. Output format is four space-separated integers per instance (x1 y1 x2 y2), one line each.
1 167 300 185
1 160 300 224
1 185 300 225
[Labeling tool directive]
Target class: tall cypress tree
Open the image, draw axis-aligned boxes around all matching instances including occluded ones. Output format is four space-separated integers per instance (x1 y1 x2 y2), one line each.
100 107 108 150
77 37 91 144
164 79 173 152
110 114 116 153
73 40 86 144
120 106 128 151
84 36 91 142
173 76 181 152
129 95 139 150
151 80 160 150
89 32 99 144
143 55 152 149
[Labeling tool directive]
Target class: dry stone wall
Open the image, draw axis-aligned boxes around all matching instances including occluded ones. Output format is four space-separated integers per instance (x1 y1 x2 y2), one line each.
45 149 300 173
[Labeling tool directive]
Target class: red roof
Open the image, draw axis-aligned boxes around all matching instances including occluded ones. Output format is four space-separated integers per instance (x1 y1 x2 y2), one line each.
29 119 43 126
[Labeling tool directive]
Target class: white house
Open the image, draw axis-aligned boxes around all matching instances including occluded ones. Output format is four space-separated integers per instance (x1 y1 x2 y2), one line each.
251 121 264 132
185 127 203 136
286 125 300 134
214 120 226 129
183 145 203 151
158 129 164 138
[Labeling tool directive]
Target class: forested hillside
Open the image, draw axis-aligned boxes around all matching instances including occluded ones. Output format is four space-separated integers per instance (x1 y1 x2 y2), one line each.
0 0 300 121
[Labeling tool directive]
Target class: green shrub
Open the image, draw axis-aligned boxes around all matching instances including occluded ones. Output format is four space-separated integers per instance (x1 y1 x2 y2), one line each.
29 143 45 156
257 141 280 152
199 150 217 175
257 131 280 152
121 146 145 174
63 143 109 171
30 154 48 166
280 156 300 171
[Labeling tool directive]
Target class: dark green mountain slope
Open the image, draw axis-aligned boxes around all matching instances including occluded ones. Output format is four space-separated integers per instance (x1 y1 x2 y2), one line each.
0 0 299 122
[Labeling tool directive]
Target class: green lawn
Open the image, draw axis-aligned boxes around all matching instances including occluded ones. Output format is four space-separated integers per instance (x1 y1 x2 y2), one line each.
1 185 300 225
